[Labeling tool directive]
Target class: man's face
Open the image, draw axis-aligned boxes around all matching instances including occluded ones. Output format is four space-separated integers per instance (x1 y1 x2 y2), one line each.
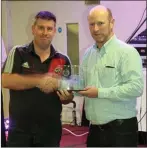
32 18 56 50
88 11 114 45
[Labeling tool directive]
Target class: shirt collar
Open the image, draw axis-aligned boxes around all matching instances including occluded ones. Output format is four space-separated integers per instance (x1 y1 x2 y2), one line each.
28 41 57 57
94 34 117 53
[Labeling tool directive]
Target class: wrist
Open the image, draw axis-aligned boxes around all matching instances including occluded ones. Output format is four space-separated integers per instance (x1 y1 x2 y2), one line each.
35 74 46 87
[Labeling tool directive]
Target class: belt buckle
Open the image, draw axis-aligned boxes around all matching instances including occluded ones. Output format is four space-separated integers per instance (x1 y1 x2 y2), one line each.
117 119 123 126
98 125 104 131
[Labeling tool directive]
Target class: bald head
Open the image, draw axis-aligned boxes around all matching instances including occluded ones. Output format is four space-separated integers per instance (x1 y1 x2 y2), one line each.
88 5 113 21
87 5 114 48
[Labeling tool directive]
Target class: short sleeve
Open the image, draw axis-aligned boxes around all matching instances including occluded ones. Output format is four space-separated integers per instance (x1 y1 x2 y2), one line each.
2 46 22 74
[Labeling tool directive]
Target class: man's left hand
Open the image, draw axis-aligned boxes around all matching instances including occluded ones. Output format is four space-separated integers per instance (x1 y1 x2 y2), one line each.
78 86 98 98
57 90 74 103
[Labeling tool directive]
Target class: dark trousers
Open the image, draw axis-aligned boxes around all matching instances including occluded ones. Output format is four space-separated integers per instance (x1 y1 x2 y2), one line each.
87 117 138 147
7 121 62 147
1 92 6 147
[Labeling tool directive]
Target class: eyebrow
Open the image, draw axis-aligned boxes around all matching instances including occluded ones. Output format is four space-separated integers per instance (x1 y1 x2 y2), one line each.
89 20 105 23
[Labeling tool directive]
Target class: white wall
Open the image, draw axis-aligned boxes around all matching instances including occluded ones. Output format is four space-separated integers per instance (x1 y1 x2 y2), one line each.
2 1 146 125
1 37 7 67
2 1 146 55
101 1 146 42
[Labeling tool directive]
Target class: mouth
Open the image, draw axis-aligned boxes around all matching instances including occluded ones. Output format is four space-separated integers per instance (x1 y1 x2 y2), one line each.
41 38 48 40
40 37 49 40
94 34 101 36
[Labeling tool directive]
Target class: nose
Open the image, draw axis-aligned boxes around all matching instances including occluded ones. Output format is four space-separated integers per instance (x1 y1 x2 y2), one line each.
42 28 48 35
93 24 99 31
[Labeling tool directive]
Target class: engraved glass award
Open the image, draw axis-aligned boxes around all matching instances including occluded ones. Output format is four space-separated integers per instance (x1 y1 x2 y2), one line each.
56 65 86 91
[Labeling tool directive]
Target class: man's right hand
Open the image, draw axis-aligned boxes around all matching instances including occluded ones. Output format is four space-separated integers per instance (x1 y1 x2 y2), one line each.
37 75 60 93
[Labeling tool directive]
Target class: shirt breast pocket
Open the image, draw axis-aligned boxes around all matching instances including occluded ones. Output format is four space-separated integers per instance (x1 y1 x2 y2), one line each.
99 65 116 87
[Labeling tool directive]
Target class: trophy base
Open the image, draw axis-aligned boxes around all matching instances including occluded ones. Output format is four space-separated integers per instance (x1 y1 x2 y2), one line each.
67 89 84 92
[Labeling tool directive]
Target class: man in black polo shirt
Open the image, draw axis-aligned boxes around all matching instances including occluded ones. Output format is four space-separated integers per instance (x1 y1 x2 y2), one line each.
2 11 73 147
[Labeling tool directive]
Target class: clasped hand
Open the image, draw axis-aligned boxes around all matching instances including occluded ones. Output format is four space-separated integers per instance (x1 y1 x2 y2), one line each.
37 73 59 93
36 73 74 102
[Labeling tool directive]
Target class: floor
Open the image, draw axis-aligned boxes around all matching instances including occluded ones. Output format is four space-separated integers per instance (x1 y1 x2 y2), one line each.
61 125 88 147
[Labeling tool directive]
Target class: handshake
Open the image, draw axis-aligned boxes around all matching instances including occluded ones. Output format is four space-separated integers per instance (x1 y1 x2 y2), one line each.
36 73 61 93
36 73 74 103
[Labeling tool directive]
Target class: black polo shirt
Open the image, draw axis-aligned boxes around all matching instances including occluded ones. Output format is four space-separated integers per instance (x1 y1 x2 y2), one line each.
3 42 71 130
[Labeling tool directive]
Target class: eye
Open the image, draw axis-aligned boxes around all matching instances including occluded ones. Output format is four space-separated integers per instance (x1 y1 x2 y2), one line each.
38 26 44 30
97 22 104 26
47 27 53 31
90 23 95 26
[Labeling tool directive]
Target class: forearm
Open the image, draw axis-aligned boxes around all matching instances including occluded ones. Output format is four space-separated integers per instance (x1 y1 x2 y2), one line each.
98 78 144 101
2 73 43 90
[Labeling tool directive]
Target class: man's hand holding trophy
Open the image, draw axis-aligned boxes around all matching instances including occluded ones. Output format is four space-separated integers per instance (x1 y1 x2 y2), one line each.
37 65 85 103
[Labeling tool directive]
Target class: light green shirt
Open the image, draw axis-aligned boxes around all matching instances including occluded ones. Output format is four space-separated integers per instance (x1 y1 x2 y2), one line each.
81 35 144 124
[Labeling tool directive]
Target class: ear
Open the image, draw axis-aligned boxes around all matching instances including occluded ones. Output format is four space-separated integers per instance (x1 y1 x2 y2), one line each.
110 19 115 29
54 27 56 34
32 25 35 35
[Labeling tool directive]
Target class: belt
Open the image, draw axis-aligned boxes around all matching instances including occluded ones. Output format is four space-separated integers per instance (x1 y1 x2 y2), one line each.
91 117 136 130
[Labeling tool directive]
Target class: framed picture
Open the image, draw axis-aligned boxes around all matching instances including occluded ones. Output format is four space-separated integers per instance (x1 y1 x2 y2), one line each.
85 0 100 5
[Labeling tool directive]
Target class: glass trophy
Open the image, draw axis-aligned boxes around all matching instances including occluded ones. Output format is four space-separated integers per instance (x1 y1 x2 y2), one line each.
56 65 86 91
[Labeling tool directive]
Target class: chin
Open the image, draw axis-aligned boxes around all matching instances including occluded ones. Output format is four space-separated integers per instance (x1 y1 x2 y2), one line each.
96 40 105 44
40 44 50 50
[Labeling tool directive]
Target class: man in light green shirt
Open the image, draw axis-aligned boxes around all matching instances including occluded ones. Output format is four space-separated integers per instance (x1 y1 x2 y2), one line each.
78 5 144 147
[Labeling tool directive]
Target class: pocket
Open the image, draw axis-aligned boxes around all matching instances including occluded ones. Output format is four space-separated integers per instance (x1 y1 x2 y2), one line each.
111 118 138 135
98 66 116 87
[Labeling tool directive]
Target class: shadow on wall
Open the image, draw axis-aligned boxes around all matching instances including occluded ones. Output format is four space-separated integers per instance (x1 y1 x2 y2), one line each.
80 5 95 63
67 23 79 66
25 13 36 43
